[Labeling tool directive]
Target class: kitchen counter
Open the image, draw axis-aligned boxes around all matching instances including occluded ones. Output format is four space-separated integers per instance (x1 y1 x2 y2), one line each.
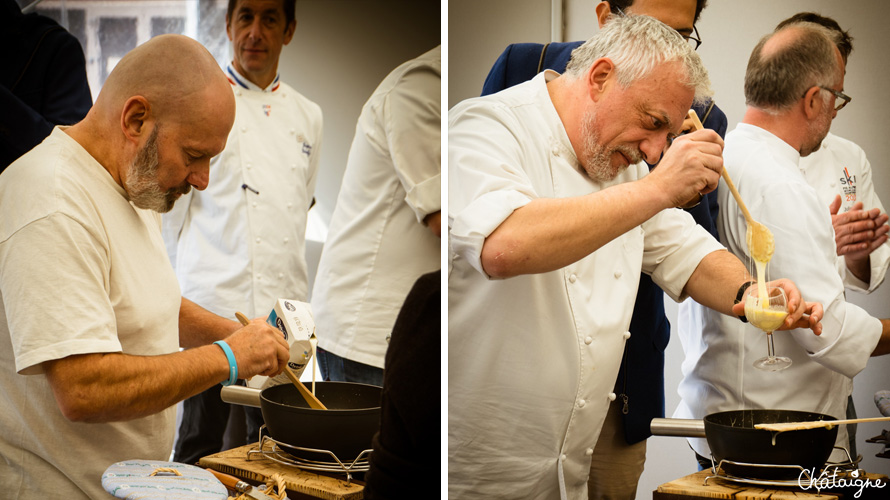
654 469 888 500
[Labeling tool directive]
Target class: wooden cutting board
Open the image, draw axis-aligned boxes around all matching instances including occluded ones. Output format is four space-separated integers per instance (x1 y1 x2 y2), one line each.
198 444 364 500
653 469 837 500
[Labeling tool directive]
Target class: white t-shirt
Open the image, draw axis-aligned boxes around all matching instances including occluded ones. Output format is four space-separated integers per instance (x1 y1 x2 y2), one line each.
799 132 890 292
0 127 181 499
163 65 323 318
675 124 882 460
312 46 440 369
448 72 723 500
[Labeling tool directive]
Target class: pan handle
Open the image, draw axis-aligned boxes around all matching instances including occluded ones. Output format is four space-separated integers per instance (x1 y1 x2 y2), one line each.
220 385 262 408
650 418 706 438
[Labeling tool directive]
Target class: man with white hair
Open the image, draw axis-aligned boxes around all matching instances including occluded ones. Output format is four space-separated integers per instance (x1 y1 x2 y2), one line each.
0 34 290 498
448 15 822 499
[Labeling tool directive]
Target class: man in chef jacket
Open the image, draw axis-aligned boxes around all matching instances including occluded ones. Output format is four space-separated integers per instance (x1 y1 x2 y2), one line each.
162 0 323 465
310 46 441 387
448 15 823 500
675 22 890 468
779 11 890 463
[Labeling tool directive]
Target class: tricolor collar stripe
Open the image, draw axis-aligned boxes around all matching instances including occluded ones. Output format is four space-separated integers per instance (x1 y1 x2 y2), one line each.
226 65 280 93
227 66 250 89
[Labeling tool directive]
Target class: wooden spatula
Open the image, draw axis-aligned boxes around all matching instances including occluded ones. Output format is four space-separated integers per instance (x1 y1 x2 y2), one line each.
686 109 774 263
235 312 327 410
755 416 890 432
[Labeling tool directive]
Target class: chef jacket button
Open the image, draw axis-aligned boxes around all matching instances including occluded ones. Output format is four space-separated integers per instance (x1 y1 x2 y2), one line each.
256 274 262 280
290 128 296 135
560 454 567 461
255 237 261 244
585 448 594 456
235 90 242 97
278 273 284 279
252 202 257 208
623 331 631 340
578 399 586 408
569 273 577 283
240 126 247 133
830 182 836 187
291 163 297 169
584 336 593 345
608 392 616 401
283 237 289 243
551 147 559 156
287 202 293 208
246 163 252 170
614 270 622 279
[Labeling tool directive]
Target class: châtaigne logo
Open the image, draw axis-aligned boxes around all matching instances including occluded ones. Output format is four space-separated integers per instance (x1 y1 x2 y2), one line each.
799 468 886 498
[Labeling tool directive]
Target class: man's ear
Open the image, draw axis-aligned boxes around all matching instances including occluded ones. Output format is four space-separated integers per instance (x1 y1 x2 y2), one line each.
283 19 296 45
595 1 613 29
586 58 614 102
121 96 151 143
801 86 824 120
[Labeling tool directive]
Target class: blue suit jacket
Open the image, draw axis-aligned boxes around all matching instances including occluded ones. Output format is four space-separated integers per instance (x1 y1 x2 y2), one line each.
482 42 727 443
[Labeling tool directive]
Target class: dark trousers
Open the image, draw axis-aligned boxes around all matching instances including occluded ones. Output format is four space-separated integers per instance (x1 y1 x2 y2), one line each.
316 347 384 386
173 383 264 465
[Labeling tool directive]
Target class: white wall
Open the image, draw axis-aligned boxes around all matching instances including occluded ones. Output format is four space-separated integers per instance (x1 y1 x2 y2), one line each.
448 0 890 496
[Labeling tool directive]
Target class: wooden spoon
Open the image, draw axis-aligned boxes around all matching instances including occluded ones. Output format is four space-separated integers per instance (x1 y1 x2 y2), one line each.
235 312 327 410
754 416 890 432
686 110 774 262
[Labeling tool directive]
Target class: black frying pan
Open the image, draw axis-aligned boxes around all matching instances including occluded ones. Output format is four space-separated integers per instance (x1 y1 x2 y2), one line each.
222 381 382 461
652 409 839 480
704 409 838 480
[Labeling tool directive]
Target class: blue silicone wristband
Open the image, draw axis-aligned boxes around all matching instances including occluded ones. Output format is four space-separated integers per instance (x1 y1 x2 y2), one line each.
213 340 238 386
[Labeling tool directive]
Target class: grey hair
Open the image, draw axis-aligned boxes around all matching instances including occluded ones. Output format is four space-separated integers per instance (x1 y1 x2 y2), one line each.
564 14 712 105
744 22 840 112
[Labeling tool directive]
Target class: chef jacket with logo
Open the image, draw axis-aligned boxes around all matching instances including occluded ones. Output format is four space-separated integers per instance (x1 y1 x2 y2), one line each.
448 71 724 500
675 124 882 461
163 65 323 318
799 132 890 292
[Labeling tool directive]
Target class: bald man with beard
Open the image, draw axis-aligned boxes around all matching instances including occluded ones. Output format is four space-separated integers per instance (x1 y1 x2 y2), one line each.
0 34 290 499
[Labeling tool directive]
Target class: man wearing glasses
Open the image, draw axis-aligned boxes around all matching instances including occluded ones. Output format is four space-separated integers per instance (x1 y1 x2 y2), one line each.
781 12 890 462
480 2 722 498
675 21 890 469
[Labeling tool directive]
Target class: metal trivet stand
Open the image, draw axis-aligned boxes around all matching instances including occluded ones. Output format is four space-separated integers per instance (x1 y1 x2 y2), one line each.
703 446 862 493
247 425 371 482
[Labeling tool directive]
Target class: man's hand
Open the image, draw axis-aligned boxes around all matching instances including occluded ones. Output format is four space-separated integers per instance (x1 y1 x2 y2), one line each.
224 317 290 379
645 128 724 209
730 278 823 335
829 195 889 261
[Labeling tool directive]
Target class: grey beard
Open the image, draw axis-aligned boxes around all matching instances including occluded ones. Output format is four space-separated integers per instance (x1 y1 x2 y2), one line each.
125 128 189 213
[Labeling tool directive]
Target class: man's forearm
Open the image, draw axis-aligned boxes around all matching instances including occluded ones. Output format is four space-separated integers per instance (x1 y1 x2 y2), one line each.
873 319 890 357
480 178 670 278
179 297 240 348
684 249 753 316
845 254 871 284
44 346 230 423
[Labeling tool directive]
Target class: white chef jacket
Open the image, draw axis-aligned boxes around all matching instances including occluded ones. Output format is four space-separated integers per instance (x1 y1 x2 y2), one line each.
799 132 890 292
675 123 882 460
448 72 724 500
163 65 323 318
312 46 440 369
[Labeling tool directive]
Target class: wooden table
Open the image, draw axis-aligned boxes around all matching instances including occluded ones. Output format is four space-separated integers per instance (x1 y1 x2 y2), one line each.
653 469 888 500
199 444 364 500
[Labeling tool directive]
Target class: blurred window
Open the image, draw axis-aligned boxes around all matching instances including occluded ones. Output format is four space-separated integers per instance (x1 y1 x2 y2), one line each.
21 0 228 100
